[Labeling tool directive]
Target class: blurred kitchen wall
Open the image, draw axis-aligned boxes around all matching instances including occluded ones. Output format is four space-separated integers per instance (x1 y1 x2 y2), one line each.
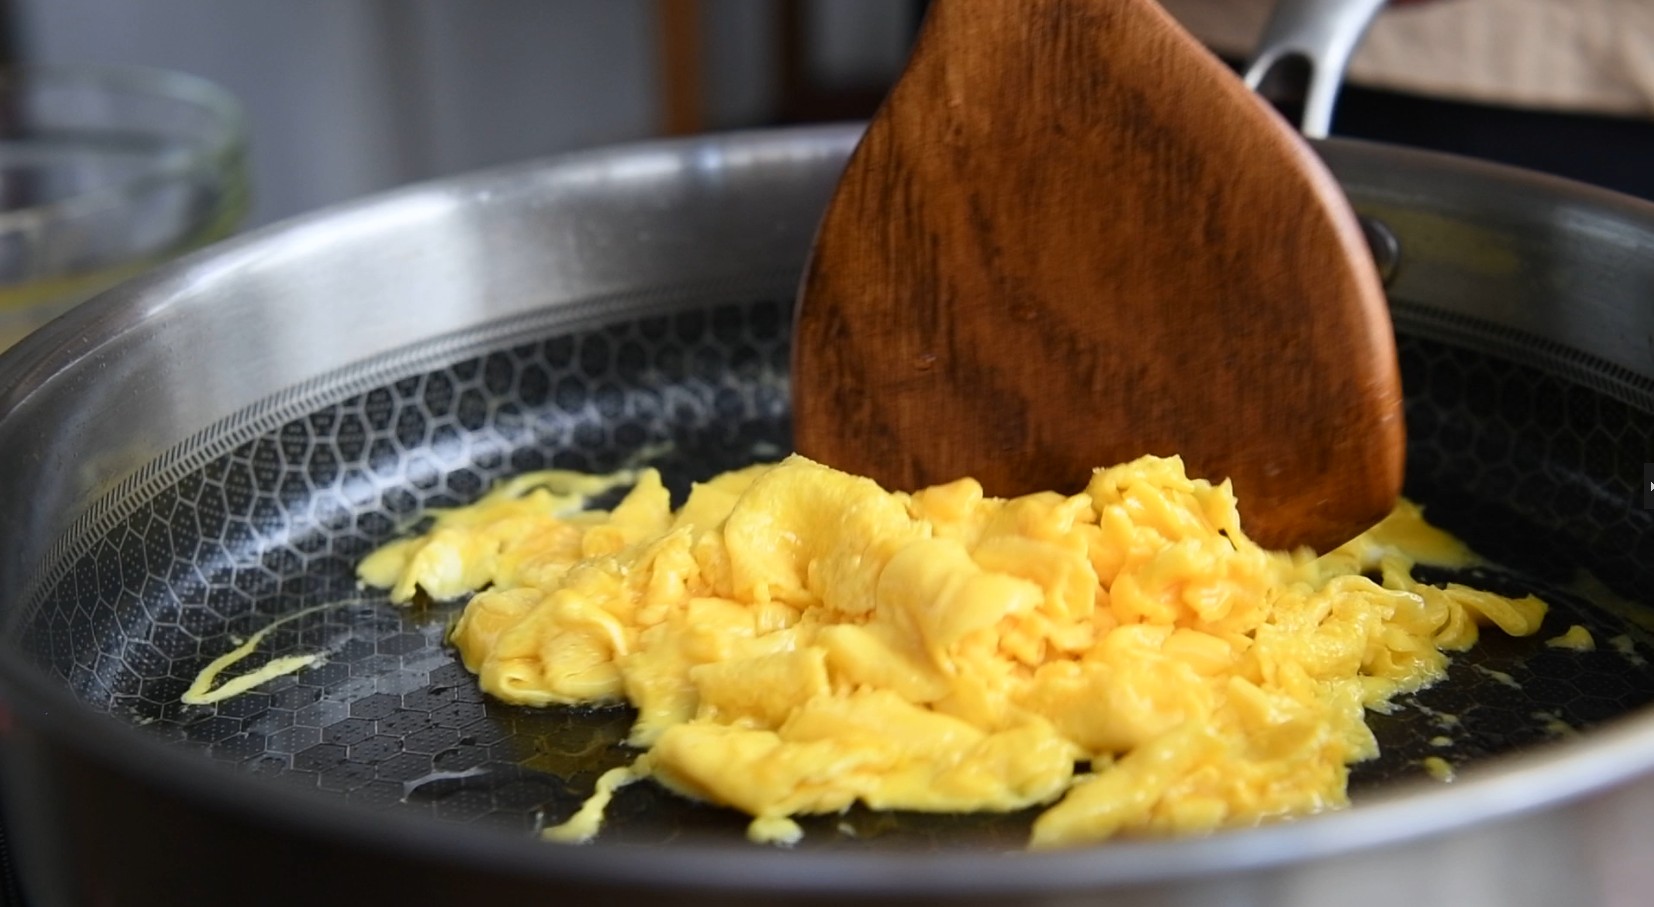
14 0 914 228
15 0 1653 228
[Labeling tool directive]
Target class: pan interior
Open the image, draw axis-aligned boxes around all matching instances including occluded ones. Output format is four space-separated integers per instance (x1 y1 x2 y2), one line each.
14 289 1654 850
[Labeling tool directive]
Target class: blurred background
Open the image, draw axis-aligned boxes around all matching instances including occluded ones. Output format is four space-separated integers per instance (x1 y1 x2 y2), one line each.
7 0 1651 235
6 0 923 229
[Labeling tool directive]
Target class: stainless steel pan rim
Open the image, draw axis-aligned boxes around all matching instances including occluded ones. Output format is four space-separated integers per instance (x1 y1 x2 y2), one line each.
0 124 1651 899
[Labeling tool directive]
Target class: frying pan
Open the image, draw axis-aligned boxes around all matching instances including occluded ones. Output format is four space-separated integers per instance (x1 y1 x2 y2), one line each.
0 123 1651 905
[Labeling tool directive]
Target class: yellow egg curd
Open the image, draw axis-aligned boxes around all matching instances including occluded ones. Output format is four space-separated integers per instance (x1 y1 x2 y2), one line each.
357 454 1546 848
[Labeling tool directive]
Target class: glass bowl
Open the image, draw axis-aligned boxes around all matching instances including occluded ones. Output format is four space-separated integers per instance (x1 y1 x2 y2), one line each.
0 64 249 349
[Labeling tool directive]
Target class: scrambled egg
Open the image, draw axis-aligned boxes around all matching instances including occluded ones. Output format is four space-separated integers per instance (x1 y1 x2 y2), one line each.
1545 624 1596 651
358 454 1546 848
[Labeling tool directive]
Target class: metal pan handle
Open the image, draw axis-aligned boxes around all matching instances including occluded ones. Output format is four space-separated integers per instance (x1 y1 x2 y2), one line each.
1243 0 1388 139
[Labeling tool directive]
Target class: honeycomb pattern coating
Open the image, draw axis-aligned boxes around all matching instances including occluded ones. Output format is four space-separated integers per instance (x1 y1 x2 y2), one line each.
16 295 1654 849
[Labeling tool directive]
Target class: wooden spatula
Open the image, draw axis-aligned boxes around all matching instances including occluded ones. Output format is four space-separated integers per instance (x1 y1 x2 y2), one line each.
792 0 1402 552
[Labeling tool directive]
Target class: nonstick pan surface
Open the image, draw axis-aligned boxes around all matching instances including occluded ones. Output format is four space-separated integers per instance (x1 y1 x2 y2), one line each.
12 294 1654 848
1 127 1652 904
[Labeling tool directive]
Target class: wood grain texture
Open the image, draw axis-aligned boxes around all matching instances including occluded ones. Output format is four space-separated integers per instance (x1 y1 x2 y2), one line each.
792 0 1403 552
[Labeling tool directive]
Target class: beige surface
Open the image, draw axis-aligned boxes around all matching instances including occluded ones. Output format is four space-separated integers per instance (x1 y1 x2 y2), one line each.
1161 0 1654 116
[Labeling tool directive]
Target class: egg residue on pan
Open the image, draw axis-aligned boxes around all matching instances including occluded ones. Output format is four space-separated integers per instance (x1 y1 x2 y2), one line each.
357 454 1547 848
1545 624 1596 651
